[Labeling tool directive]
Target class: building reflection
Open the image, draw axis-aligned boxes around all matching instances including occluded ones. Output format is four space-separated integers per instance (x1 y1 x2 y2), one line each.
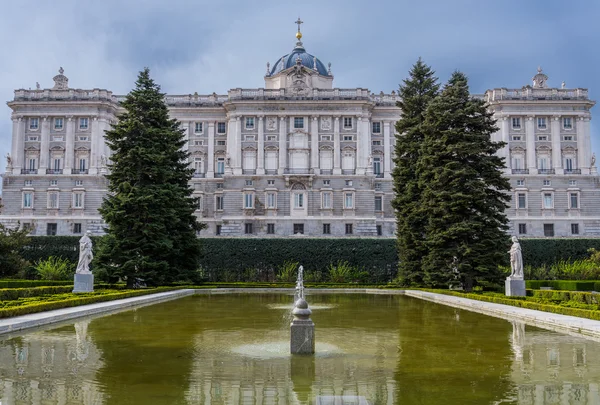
509 320 600 404
0 319 103 405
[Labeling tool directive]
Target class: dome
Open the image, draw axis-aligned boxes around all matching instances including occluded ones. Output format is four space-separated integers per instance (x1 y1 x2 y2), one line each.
269 43 330 77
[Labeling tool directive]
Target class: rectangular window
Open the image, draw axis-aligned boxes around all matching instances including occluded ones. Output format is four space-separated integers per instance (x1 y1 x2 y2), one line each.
79 117 89 130
267 223 275 234
565 158 574 171
244 223 253 234
217 122 226 134
570 192 579 209
345 224 353 235
373 157 382 175
517 193 527 209
244 135 255 141
569 180 577 186
217 140 226 146
322 192 332 209
28 158 37 170
245 180 253 186
323 223 331 235
563 117 573 129
563 135 573 141
516 180 524 186
46 223 57 236
543 193 553 209
244 193 254 209
267 135 277 141
73 223 82 234
518 223 527 235
571 223 580 235
543 180 551 186
50 180 58 186
267 180 275 186
75 180 83 186
375 196 383 211
266 192 276 209
345 180 353 187
321 135 331 141
294 193 304 208
23 192 33 208
323 180 330 186
24 180 33 186
538 135 548 141
194 122 203 133
29 118 39 130
294 117 304 129
538 157 548 170
372 122 381 133
376 225 382 236
194 140 204 146
245 117 255 129
544 224 555 237
54 118 63 130
79 159 87 171
216 225 222 235
52 136 64 142
374 183 382 191
372 140 382 146
215 195 224 210
216 158 225 174
216 183 224 189
343 135 353 141
343 117 352 129
512 117 521 129
48 192 59 209
28 136 39 141
53 158 61 171
344 193 354 209
74 193 84 208
537 117 547 129
512 136 522 141
293 223 304 234
78 136 89 141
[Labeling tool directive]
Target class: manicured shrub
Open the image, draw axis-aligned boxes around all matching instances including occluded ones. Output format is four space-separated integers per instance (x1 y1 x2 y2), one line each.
35 256 74 280
525 280 600 291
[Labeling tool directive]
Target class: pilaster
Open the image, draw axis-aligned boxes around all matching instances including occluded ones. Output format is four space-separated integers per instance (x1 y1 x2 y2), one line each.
525 116 537 174
257 116 265 174
39 116 50 174
207 122 215 178
278 116 286 174
10 117 19 174
64 116 75 174
311 116 319 174
15 117 25 173
333 116 341 174
383 121 391 178
579 116 591 174
89 116 99 175
551 116 563 174
226 116 236 175
234 116 242 175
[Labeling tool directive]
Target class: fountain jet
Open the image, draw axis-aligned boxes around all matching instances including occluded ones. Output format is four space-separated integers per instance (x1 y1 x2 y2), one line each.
290 265 315 355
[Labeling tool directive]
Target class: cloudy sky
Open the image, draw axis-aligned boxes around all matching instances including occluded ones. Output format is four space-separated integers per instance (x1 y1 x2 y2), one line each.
1 0 600 177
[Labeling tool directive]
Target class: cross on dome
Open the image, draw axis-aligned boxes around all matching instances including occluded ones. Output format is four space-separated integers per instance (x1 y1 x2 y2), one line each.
295 17 303 40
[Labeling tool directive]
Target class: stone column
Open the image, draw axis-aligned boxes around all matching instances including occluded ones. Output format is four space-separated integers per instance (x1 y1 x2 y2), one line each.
356 116 364 175
89 116 100 175
207 122 215 178
362 116 371 174
551 116 563 174
10 117 19 174
311 116 319 174
226 116 236 175
383 121 392 178
257 116 265 174
499 116 510 174
39 116 50 174
15 117 25 173
333 116 341 174
579 116 591 174
233 117 242 175
525 116 537 174
278 116 286 174
64 116 75 174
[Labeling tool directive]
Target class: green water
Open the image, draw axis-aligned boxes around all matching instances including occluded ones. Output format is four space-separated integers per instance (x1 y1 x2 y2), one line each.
0 293 599 404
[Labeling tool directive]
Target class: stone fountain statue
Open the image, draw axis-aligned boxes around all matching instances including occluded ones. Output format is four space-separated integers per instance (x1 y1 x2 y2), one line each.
291 264 315 355
73 231 95 293
505 236 525 296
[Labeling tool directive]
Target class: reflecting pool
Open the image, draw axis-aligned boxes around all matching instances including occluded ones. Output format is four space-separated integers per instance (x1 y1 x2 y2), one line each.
1 293 599 404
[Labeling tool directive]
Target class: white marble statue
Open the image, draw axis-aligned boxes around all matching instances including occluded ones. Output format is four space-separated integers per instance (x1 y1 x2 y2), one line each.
508 236 524 279
5 153 12 168
76 231 93 274
591 153 596 168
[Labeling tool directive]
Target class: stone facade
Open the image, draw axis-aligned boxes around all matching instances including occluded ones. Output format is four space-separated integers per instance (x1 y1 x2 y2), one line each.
0 35 597 237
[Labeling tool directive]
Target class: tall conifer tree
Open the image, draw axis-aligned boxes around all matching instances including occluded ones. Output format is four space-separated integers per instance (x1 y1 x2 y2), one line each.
391 59 439 285
418 71 510 291
96 68 205 286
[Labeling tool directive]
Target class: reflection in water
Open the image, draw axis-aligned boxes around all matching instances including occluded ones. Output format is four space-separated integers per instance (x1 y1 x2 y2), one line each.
0 294 600 404
0 319 103 404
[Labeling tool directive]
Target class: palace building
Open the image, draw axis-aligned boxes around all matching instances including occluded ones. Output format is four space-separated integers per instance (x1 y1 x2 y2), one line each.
0 24 598 237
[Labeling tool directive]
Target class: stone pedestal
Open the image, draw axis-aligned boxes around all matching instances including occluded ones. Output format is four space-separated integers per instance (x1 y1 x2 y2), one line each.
505 277 525 297
290 319 315 355
73 273 94 293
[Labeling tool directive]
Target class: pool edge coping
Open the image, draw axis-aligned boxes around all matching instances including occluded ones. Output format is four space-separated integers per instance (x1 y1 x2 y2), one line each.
1 287 600 342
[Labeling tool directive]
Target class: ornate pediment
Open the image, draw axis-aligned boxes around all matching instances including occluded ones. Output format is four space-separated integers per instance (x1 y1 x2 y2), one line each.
286 60 313 96
510 146 525 154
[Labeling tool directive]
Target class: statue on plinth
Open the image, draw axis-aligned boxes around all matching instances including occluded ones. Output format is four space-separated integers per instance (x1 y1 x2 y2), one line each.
76 231 93 274
508 236 523 279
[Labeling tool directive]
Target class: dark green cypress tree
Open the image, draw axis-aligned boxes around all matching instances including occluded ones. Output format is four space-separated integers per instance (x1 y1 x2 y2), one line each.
96 68 205 287
417 71 511 291
391 59 439 286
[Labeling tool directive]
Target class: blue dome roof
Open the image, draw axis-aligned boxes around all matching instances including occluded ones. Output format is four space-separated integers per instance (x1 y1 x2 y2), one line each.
270 43 330 77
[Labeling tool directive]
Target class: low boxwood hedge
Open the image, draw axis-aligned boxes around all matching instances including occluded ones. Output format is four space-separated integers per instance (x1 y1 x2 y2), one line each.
526 280 600 291
0 280 73 288
0 287 182 319
0 284 128 301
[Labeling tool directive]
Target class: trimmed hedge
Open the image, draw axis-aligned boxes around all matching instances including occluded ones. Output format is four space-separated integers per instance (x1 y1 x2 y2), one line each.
529 289 600 305
0 287 182 319
0 280 73 288
526 280 600 291
520 239 600 267
0 284 128 301
426 289 600 321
